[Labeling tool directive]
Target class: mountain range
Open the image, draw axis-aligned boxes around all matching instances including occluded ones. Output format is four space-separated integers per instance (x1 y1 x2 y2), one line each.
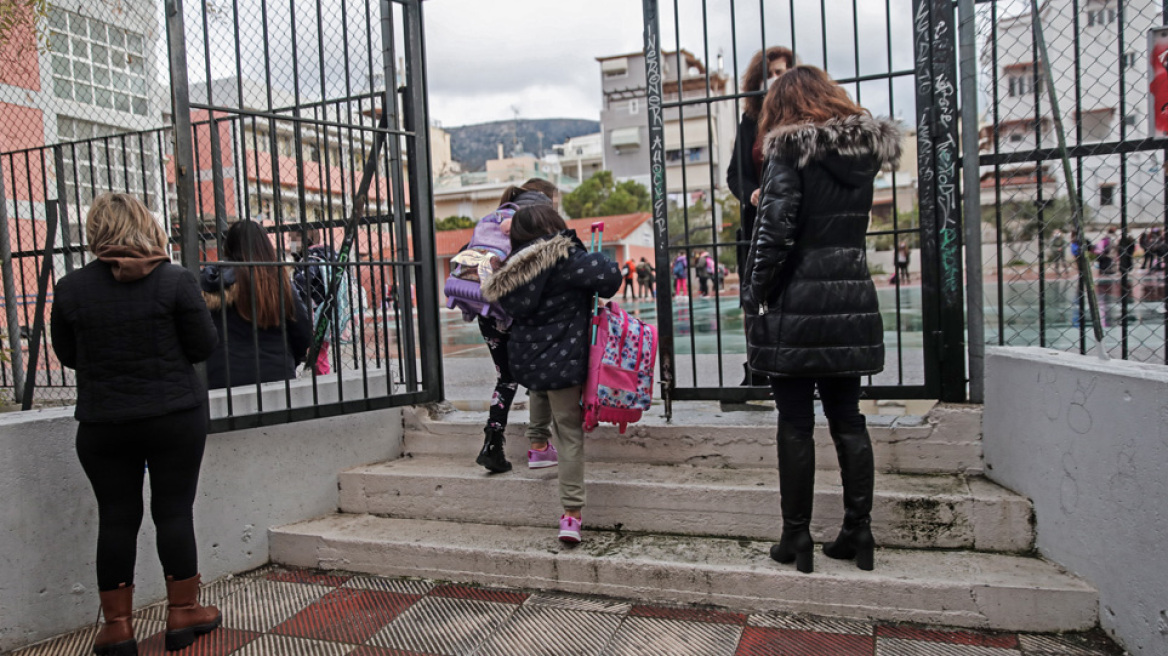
445 118 600 173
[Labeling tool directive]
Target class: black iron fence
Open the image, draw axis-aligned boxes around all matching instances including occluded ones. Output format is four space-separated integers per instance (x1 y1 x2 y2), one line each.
0 0 441 430
640 0 967 410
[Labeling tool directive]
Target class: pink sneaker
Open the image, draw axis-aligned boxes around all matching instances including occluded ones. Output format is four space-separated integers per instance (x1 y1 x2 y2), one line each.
558 515 582 543
528 443 558 469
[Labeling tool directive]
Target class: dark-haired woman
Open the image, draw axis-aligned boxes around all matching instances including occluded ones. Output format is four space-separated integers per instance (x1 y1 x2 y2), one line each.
727 46 796 391
472 178 559 474
201 221 312 389
743 65 901 573
51 193 222 654
483 205 622 543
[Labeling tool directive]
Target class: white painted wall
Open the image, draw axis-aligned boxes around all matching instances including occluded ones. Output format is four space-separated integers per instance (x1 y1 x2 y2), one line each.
984 347 1168 656
0 403 403 652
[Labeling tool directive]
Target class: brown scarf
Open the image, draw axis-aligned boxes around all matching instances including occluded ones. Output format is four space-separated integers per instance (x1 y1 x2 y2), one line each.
95 245 170 282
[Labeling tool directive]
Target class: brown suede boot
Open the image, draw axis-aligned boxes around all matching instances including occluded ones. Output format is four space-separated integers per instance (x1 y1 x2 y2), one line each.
164 574 221 651
94 583 137 655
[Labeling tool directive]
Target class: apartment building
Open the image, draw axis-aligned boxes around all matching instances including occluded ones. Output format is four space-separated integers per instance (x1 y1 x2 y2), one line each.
981 0 1163 226
596 49 736 201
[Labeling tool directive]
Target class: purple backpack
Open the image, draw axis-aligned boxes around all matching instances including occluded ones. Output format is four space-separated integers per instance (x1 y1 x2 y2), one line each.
444 204 516 323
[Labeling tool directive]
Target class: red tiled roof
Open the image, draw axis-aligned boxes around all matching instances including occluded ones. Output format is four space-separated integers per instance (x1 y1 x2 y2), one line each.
434 212 652 257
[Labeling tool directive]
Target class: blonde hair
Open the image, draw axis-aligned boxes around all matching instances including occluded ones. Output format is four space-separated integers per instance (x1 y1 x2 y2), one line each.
85 193 168 254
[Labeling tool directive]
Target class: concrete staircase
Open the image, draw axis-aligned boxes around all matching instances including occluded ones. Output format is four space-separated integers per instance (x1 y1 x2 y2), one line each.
270 403 1098 632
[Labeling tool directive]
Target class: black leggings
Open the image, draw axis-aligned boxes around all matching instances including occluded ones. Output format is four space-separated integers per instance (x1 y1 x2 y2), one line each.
770 376 864 433
76 406 208 591
478 317 518 431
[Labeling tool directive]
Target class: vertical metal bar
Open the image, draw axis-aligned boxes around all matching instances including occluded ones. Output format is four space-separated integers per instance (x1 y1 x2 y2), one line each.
389 1 419 393
698 0 724 388
21 201 59 410
52 147 74 274
1117 2 1128 359
0 169 26 402
930 0 965 401
166 0 203 277
958 0 983 403
913 0 944 400
403 0 441 400
643 0 673 419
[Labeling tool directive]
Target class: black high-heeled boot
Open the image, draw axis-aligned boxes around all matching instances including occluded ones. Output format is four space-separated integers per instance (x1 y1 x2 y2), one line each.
769 420 815 573
822 420 876 571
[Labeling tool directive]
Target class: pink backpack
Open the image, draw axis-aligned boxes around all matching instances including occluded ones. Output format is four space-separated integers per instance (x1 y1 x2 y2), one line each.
581 222 658 433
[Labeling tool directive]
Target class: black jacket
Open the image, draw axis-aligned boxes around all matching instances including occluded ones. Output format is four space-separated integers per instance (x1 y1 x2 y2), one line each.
743 114 902 378
727 114 760 275
201 266 313 389
51 261 218 422
482 230 622 390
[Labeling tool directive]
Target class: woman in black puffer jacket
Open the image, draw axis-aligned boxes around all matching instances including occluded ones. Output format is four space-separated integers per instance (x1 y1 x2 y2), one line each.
50 193 222 654
482 206 622 544
743 65 901 574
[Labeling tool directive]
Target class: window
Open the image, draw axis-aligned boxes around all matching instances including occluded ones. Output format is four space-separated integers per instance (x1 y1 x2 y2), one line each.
48 8 151 116
1006 66 1041 97
1122 52 1137 70
1099 184 1115 206
1124 114 1137 128
1086 8 1117 27
57 116 159 211
629 98 640 115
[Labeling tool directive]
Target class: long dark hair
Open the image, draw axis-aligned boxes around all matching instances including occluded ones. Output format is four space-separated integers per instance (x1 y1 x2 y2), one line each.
498 178 559 207
510 205 568 251
758 65 867 134
742 46 796 119
223 221 296 328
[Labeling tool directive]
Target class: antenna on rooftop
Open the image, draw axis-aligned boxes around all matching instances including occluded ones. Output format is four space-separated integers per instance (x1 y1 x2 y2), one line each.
510 105 521 156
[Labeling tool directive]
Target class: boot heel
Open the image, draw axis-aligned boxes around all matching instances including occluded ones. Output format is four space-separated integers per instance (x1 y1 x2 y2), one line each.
94 639 138 656
795 550 814 574
855 546 874 571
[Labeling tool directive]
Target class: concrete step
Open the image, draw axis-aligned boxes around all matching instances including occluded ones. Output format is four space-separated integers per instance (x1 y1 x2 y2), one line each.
340 457 1033 552
403 403 984 475
269 514 1096 633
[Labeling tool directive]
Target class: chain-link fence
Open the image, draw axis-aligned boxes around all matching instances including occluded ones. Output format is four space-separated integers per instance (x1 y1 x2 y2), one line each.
0 0 441 428
977 0 1168 363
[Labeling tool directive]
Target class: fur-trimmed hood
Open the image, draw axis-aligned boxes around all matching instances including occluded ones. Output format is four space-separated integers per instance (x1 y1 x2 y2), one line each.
481 231 577 302
763 114 902 172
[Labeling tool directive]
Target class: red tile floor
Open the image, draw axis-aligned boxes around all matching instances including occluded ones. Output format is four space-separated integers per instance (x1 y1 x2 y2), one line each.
9 565 1124 656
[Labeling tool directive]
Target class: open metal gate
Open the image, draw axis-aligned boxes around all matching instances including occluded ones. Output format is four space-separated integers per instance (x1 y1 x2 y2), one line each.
640 0 969 410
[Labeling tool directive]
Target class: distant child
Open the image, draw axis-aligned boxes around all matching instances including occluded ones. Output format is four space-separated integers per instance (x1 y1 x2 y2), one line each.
482 205 622 543
672 253 688 296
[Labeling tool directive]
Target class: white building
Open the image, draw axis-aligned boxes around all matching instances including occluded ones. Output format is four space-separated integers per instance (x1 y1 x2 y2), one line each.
982 0 1163 227
546 132 604 184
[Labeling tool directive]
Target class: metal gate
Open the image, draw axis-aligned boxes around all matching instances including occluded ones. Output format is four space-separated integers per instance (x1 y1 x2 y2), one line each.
0 0 441 430
639 0 969 410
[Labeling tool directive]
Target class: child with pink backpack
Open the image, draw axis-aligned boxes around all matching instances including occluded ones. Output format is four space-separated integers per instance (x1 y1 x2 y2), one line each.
482 205 622 543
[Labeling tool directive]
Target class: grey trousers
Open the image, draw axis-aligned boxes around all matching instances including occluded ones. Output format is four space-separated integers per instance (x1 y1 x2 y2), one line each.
525 386 585 510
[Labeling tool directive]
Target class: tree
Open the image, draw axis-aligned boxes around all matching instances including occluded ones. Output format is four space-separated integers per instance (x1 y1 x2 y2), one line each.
563 170 651 218
436 215 475 231
0 0 49 70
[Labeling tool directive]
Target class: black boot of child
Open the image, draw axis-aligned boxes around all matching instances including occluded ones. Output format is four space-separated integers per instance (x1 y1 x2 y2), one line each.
476 426 513 473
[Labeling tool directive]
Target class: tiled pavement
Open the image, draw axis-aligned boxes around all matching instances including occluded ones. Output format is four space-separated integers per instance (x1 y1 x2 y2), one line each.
10 565 1123 656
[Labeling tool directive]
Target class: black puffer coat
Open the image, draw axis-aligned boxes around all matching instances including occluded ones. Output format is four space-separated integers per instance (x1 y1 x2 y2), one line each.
743 114 902 378
726 114 761 276
481 230 622 390
51 260 219 422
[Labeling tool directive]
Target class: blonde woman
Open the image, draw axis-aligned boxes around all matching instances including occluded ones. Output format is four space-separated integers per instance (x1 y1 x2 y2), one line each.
51 193 222 654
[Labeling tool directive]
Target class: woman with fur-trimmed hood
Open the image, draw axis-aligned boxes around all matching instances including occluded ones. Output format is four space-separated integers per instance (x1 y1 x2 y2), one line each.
743 65 901 574
482 205 622 544
201 221 312 389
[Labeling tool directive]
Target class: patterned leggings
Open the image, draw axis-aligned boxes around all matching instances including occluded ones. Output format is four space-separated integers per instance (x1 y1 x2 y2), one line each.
478 317 519 431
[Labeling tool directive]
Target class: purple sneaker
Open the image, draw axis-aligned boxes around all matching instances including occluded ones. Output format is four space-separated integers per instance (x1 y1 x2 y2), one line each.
558 515 582 543
528 443 558 469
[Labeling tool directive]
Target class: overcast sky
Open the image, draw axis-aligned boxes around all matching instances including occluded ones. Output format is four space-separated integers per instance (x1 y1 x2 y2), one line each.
184 0 923 128
423 0 919 128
